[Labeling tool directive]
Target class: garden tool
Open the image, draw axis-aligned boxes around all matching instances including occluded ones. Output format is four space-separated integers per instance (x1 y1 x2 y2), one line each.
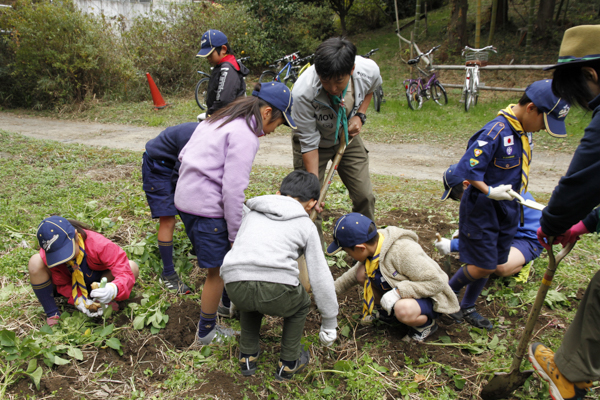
435 233 452 274
298 138 353 292
507 189 546 211
480 240 577 399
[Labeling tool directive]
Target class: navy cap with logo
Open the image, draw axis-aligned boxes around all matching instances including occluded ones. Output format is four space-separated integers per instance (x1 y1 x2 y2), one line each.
526 79 570 138
326 213 378 255
37 216 77 268
196 29 228 58
441 163 464 201
252 82 297 129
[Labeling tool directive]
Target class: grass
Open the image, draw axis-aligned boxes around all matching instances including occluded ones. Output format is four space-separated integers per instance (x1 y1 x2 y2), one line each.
0 131 599 399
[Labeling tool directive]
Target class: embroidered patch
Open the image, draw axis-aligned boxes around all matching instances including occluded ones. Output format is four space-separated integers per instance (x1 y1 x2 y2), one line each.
477 140 488 147
474 149 483 157
558 105 570 119
503 136 514 147
41 234 59 251
506 146 513 155
470 158 479 167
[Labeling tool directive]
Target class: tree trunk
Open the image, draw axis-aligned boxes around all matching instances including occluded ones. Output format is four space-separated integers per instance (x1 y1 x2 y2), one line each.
525 0 535 62
537 0 556 35
448 0 468 53
488 0 498 46
340 10 348 35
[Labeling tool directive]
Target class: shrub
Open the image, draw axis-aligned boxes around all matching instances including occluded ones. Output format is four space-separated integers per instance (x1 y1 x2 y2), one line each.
345 0 390 34
0 0 136 109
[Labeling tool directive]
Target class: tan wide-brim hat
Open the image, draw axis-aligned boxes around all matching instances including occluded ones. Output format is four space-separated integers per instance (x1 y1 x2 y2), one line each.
544 25 600 70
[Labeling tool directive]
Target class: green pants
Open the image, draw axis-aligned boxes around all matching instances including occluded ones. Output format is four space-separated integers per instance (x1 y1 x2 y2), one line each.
292 134 376 243
226 281 311 361
555 269 600 382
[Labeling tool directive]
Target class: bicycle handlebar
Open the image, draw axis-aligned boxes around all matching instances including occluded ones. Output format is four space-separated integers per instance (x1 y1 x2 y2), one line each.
407 45 442 65
362 48 380 58
462 45 497 55
237 56 250 63
274 52 301 64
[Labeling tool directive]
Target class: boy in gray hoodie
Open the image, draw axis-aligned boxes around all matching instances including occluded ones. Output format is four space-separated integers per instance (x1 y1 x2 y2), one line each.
220 170 338 380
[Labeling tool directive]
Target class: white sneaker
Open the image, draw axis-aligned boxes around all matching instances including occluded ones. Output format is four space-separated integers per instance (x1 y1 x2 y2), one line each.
191 324 239 348
410 320 438 342
197 113 206 122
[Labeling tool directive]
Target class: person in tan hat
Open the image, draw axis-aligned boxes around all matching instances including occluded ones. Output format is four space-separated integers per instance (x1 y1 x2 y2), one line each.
528 25 600 400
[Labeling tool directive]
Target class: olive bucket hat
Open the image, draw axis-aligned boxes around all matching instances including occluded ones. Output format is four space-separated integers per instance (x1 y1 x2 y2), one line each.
545 25 600 70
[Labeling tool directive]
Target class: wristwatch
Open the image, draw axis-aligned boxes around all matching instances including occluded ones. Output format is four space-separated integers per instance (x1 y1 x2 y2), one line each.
355 112 367 126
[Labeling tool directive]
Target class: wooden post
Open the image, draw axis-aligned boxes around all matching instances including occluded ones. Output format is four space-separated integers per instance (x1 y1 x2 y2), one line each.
488 0 498 46
475 0 482 48
410 31 415 79
394 0 402 53
525 0 535 63
414 0 421 40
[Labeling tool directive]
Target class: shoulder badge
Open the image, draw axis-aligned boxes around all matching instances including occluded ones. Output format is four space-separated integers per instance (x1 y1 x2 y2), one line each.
469 158 479 167
474 149 483 157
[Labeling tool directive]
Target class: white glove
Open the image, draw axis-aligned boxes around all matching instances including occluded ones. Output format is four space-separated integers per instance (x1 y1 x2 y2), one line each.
76 299 103 318
435 238 452 255
380 288 401 315
486 184 513 201
319 327 337 347
91 282 118 304
451 229 460 239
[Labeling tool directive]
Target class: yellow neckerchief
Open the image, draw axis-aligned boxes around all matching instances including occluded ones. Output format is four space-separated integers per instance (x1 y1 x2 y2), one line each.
362 232 384 320
67 233 89 307
498 105 531 193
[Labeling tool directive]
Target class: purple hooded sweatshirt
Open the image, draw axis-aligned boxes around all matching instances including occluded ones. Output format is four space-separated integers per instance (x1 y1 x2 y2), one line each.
174 117 262 242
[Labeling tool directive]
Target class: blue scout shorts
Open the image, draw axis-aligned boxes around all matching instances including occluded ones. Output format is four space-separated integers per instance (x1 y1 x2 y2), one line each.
372 274 440 320
142 152 178 218
415 298 440 321
459 187 519 270
511 236 544 265
178 212 230 269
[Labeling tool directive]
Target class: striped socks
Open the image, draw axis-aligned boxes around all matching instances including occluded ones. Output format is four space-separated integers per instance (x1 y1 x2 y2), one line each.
31 279 59 318
198 310 217 338
158 240 175 277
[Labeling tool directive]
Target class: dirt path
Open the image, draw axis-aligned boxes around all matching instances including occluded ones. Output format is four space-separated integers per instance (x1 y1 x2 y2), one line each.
1 113 573 193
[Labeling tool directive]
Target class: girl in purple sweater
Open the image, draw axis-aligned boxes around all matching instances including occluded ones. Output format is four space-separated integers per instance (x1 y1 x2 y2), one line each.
175 82 296 345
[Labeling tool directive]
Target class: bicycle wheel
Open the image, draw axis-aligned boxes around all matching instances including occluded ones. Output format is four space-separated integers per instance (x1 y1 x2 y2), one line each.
195 78 210 110
464 70 474 112
431 82 448 106
258 70 277 84
373 85 382 112
283 74 296 90
406 82 423 111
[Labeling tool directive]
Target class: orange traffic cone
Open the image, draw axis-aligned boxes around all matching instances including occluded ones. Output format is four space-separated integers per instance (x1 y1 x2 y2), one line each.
146 73 169 110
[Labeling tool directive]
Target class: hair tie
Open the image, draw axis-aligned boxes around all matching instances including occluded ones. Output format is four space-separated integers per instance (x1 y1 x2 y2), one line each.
252 90 260 97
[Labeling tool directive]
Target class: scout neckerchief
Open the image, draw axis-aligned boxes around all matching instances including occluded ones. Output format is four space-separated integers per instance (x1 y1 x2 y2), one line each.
362 232 385 321
67 233 90 308
330 82 350 146
498 105 531 193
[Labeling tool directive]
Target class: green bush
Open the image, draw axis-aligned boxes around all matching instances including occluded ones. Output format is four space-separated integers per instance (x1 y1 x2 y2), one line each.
123 2 272 94
345 0 389 33
0 0 136 109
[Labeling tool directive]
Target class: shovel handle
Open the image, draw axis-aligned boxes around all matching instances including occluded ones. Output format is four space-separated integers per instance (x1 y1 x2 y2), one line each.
508 239 577 372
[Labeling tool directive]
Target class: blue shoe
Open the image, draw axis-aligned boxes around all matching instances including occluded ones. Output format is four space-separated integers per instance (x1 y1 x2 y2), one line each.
462 307 493 330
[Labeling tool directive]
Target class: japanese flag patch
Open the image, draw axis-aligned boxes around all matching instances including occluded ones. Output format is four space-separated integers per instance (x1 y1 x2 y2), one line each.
474 149 483 157
504 136 514 147
470 158 479 167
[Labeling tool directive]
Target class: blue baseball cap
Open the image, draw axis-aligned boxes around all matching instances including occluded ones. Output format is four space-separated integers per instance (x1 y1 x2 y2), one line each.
441 163 464 201
525 79 570 138
36 216 77 268
326 213 378 255
252 82 296 129
196 30 228 57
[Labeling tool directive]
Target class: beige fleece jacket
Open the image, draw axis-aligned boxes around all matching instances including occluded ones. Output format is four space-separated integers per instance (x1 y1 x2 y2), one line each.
375 226 460 314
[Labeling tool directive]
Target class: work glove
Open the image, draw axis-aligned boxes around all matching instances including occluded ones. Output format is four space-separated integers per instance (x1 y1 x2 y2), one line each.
451 229 460 239
319 327 337 347
380 288 401 316
563 221 589 243
536 227 571 251
486 184 513 201
91 282 118 304
75 298 103 318
435 238 452 255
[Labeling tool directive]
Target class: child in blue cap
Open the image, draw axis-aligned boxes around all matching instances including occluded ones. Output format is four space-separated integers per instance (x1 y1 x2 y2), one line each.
329 213 459 342
436 164 544 280
196 29 249 119
449 79 570 330
175 82 296 346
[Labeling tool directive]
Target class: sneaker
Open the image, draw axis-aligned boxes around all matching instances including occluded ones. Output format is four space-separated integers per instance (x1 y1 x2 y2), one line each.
192 324 239 347
274 348 310 381
448 308 464 323
410 320 438 342
160 272 192 295
462 307 493 330
529 342 592 400
515 261 533 283
46 315 60 326
218 301 237 318
239 350 260 376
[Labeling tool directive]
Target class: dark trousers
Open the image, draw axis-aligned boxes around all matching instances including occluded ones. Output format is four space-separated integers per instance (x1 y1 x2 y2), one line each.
226 281 311 361
555 269 600 382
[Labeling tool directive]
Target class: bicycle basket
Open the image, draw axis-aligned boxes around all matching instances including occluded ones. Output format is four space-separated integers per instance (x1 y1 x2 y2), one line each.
464 51 490 66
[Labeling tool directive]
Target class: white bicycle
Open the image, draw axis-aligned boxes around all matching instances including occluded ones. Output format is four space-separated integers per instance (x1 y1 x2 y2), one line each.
461 45 497 112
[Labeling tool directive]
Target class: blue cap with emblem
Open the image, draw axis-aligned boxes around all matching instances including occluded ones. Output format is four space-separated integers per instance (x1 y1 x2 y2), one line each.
326 213 378 255
196 30 228 58
252 82 296 129
441 163 464 201
36 216 77 268
525 79 570 138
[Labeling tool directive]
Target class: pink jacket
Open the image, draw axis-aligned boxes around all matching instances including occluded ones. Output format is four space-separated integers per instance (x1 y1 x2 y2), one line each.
175 117 262 242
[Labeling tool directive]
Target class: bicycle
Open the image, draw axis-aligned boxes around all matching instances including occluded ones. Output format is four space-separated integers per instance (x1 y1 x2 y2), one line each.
403 45 447 111
258 52 313 89
195 56 250 110
361 48 385 112
461 45 497 112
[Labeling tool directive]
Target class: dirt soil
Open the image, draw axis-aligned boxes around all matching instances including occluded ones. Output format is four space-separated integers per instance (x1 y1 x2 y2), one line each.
0 112 572 193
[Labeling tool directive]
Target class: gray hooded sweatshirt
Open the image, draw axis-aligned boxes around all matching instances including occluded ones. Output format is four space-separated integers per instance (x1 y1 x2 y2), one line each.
220 195 338 329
